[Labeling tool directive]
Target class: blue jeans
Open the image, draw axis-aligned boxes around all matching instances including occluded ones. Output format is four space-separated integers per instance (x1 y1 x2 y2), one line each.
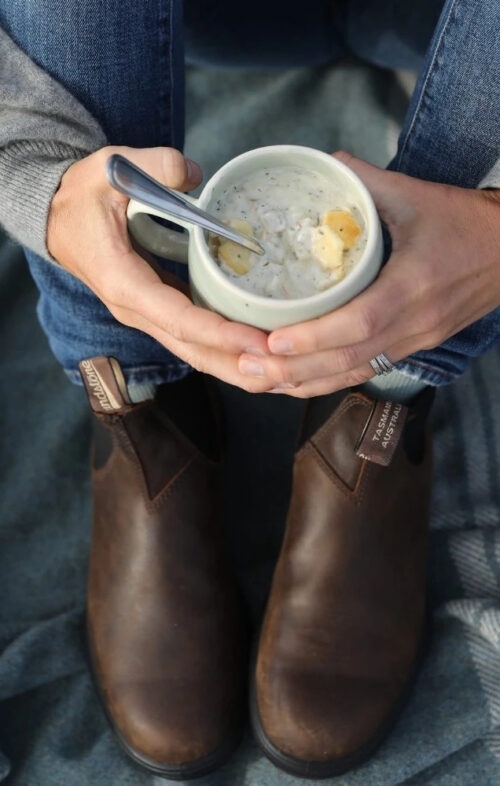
1 0 499 387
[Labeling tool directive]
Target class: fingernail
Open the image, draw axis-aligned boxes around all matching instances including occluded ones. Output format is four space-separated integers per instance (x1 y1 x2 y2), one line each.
186 158 202 181
244 346 267 357
240 359 265 377
270 338 294 354
268 382 298 393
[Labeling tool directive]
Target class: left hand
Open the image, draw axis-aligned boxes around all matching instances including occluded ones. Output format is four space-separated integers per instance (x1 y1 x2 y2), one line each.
238 151 500 397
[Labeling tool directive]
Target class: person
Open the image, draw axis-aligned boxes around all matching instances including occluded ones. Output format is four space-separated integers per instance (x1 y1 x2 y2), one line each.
0 0 499 779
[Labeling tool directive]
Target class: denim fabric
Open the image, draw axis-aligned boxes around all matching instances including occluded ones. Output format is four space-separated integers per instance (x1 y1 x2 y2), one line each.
1 0 499 387
183 0 347 68
0 0 191 387
382 0 500 384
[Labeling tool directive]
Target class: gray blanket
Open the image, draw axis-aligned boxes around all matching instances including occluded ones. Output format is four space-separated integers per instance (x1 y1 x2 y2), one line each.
1 59 500 786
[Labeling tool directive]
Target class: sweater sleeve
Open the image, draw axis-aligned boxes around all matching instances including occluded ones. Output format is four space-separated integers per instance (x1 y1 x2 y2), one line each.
479 160 500 190
0 27 107 261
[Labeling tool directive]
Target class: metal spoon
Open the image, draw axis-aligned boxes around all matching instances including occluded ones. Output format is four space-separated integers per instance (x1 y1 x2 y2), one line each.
106 154 265 255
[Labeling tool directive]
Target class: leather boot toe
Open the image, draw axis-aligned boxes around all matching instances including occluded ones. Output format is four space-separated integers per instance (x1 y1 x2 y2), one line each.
80 357 245 779
252 389 433 778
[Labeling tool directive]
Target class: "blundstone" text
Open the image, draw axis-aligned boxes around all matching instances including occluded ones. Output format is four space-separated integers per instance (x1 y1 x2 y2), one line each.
81 360 112 410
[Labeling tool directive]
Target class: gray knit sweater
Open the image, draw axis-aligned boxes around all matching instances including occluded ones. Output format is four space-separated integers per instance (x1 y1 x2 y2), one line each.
0 27 498 262
0 28 106 259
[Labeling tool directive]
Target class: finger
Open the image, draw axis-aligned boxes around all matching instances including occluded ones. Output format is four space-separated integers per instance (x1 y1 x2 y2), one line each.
266 328 430 398
267 364 373 398
130 237 191 295
267 258 407 356
125 308 275 394
102 145 203 194
131 279 270 354
265 155 422 357
243 303 435 384
156 270 191 296
240 331 418 386
95 237 270 356
331 150 417 228
95 146 268 355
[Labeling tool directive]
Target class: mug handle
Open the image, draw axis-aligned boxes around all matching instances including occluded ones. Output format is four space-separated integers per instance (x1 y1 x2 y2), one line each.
127 193 198 265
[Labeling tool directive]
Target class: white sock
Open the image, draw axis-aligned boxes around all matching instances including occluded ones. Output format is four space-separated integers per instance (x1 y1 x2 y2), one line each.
127 382 157 403
362 369 427 404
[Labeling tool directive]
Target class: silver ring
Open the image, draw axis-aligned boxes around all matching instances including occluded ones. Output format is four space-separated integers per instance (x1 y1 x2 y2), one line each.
369 353 396 376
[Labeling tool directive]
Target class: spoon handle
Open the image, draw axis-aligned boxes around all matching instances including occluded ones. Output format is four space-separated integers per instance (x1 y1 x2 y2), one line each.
106 154 264 255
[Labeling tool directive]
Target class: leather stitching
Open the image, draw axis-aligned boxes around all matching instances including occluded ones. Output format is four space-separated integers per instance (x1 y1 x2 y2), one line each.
92 420 149 498
300 395 372 500
355 458 372 506
147 455 200 511
149 400 220 468
305 444 360 504
92 417 199 507
308 394 373 453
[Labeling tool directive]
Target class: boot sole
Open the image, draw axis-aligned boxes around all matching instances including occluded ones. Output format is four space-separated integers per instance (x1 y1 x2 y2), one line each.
110 714 243 781
86 621 244 781
249 681 399 780
249 625 430 780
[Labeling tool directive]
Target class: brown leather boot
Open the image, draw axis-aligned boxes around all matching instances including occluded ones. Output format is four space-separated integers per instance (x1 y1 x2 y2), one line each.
251 388 434 779
79 356 245 780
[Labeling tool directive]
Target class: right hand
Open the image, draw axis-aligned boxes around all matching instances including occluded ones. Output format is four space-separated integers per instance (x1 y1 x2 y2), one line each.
47 145 272 392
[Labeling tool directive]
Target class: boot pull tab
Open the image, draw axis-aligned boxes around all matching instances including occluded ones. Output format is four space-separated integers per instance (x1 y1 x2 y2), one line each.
79 356 131 413
355 399 408 466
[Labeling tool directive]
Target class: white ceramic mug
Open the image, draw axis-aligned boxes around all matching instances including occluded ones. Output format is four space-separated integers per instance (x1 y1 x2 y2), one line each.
127 145 383 330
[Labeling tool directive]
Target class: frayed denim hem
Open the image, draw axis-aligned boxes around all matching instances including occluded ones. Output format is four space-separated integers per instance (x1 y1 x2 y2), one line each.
65 362 193 387
395 358 457 387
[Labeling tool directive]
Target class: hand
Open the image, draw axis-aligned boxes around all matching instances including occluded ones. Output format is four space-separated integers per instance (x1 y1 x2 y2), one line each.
238 151 500 397
47 146 272 392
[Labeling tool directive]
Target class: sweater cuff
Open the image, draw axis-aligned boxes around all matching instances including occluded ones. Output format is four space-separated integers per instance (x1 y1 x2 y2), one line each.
0 140 92 262
478 159 500 190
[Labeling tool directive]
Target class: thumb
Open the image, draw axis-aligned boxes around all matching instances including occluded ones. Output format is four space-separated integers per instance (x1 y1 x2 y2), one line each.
105 145 203 194
332 150 417 229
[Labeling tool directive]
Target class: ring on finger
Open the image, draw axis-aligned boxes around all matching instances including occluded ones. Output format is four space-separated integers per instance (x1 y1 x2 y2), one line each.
369 352 396 376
